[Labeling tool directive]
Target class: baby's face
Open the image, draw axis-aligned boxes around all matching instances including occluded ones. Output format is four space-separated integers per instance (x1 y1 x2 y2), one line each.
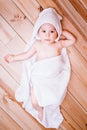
38 23 58 43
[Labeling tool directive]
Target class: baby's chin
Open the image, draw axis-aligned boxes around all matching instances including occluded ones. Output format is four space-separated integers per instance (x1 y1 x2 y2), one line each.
44 40 55 44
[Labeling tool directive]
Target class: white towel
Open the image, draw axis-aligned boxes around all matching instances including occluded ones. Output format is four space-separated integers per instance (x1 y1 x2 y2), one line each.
15 8 71 128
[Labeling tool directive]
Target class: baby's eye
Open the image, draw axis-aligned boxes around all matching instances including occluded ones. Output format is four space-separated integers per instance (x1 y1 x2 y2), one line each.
50 31 54 33
42 30 46 33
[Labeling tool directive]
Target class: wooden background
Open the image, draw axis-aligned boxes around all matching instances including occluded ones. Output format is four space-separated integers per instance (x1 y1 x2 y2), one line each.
0 0 87 130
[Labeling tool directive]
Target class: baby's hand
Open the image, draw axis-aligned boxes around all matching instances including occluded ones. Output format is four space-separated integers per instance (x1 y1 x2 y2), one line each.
4 54 14 63
60 34 66 40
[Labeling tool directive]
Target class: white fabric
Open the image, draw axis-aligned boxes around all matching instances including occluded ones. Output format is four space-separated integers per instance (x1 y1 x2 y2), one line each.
15 8 71 128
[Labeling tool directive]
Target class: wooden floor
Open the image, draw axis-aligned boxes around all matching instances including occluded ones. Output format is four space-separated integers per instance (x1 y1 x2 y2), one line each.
0 0 87 130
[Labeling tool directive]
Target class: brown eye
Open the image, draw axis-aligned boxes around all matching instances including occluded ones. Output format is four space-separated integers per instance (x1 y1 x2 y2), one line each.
50 31 54 33
42 30 46 33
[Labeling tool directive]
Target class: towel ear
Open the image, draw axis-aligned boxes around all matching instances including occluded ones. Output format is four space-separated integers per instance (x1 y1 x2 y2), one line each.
52 8 62 21
57 13 62 21
39 8 62 21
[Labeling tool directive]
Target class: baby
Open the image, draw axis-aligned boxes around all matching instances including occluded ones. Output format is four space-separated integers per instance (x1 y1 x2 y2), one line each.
4 8 76 122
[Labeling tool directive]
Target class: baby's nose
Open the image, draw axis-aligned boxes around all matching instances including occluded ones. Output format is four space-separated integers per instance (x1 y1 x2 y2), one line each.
46 32 50 38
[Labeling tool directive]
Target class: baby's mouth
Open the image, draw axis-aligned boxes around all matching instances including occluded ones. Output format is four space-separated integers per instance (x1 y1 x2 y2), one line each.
45 39 50 41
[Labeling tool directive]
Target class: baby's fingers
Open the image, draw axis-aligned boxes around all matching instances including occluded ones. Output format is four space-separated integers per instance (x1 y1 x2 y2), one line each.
4 55 10 63
4 54 13 63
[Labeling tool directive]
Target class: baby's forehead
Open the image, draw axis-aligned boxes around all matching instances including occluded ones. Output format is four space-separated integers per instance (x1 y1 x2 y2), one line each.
39 23 56 30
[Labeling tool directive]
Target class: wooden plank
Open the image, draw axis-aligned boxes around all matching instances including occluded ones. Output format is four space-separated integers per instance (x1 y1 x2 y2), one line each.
57 127 62 130
68 46 87 86
0 16 16 44
69 0 87 22
0 65 19 91
37 0 63 15
62 93 87 130
0 122 7 130
64 18 87 118
0 87 46 130
0 0 33 43
12 0 41 24
0 35 25 55
61 109 82 130
62 17 87 61
0 107 22 130
80 0 87 9
0 1 87 130
6 35 26 54
69 72 87 111
0 42 23 83
0 79 16 101
60 120 76 130
56 0 87 40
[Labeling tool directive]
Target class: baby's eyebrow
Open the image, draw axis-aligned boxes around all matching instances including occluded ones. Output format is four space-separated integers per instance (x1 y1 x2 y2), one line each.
50 29 56 31
53 28 56 30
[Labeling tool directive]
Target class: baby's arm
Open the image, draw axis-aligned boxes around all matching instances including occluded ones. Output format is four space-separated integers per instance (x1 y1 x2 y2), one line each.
60 30 76 48
4 45 36 63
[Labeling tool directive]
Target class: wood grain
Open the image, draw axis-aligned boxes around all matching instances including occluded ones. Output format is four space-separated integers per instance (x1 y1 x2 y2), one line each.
0 0 87 129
